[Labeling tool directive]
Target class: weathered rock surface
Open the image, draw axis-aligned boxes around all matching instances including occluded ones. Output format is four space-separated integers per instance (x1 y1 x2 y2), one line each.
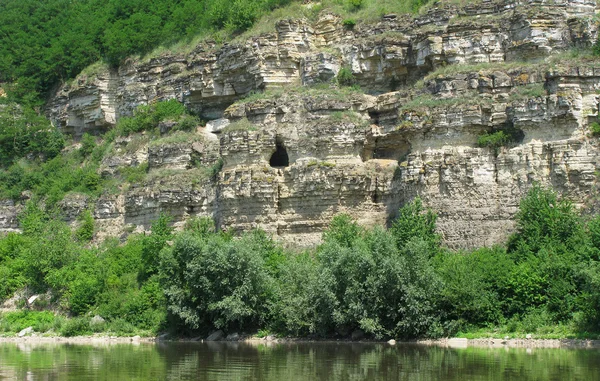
7 0 598 249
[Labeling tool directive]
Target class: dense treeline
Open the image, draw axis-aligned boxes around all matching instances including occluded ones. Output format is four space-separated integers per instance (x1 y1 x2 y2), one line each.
1 186 600 338
0 0 292 104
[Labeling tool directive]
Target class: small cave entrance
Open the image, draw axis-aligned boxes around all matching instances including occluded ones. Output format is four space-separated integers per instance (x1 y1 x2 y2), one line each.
269 139 289 168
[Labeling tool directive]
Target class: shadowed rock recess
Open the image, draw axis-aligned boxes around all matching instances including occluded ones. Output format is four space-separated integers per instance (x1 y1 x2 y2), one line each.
35 0 600 248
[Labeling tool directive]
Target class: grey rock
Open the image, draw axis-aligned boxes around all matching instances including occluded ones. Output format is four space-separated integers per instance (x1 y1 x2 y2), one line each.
226 332 240 341
206 119 230 134
206 330 225 341
18 327 33 337
91 315 105 325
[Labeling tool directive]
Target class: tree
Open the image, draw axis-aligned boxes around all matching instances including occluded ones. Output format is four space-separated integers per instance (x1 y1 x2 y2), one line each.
390 197 439 251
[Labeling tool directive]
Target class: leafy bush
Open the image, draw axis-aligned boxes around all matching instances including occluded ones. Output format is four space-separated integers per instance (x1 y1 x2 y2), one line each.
75 210 95 242
114 100 190 137
336 67 356 87
317 216 441 339
0 103 64 166
184 216 216 237
80 133 96 157
477 130 510 150
342 19 357 29
60 317 90 337
390 197 439 251
0 311 56 333
590 122 600 137
160 230 277 331
434 246 514 328
508 185 583 256
275 253 336 335
347 0 364 11
0 153 104 204
140 213 173 280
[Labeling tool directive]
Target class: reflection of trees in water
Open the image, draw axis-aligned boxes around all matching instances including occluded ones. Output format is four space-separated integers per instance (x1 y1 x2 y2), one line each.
1 342 600 380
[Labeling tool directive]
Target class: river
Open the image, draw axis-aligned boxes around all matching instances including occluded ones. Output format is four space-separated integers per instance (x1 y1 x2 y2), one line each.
1 341 600 380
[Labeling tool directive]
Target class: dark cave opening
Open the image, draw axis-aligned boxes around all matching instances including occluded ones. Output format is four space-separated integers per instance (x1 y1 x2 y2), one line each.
269 141 289 168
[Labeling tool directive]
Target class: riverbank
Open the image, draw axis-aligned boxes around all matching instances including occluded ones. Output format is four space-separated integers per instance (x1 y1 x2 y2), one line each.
2 334 600 349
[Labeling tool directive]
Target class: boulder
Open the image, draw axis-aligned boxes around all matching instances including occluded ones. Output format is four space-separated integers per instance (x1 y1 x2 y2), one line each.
91 315 105 325
18 327 33 337
206 330 224 341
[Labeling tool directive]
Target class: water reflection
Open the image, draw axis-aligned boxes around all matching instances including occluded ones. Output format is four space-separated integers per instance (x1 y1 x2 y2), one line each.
1 341 600 380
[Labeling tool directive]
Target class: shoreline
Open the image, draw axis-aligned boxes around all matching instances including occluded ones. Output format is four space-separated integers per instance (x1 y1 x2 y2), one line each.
2 335 600 349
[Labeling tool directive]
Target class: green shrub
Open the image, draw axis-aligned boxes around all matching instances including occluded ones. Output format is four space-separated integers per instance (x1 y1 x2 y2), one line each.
160 230 277 331
347 0 364 11
508 185 583 255
275 253 336 335
318 216 441 339
184 217 216 237
590 122 600 137
477 130 510 150
140 213 173 281
0 311 56 333
75 210 95 242
174 115 201 132
390 197 439 251
60 317 90 337
119 162 148 184
208 158 224 181
336 67 356 87
434 247 514 327
80 133 96 157
107 318 138 336
342 19 357 29
114 100 191 137
0 103 65 166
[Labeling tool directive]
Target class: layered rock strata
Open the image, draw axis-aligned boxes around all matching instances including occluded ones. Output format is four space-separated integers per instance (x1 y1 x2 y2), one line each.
17 0 600 248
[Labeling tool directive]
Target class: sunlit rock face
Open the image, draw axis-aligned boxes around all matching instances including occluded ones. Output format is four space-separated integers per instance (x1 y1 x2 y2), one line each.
35 0 600 248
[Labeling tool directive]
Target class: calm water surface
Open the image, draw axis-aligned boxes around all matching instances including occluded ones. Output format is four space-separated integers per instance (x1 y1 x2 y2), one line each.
1 341 600 380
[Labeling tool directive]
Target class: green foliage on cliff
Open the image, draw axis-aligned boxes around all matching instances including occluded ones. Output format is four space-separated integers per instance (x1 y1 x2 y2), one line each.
0 103 64 166
2 184 600 339
0 0 294 105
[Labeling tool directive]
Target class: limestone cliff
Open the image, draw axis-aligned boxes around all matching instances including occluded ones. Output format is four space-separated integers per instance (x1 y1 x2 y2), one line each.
19 0 600 248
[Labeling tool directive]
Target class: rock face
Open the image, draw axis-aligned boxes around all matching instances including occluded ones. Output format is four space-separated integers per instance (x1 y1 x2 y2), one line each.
24 0 600 248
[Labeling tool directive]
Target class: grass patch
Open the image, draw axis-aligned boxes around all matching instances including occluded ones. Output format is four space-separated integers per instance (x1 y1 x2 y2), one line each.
0 311 57 333
222 118 258 133
424 62 537 81
238 83 364 106
508 83 546 101
119 163 149 184
148 131 203 146
399 93 492 112
143 167 213 187
123 135 150 154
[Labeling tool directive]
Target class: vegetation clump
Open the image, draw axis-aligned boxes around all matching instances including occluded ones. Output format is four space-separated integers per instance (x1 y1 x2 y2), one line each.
477 127 523 153
337 67 357 87
3 186 600 339
590 122 600 137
